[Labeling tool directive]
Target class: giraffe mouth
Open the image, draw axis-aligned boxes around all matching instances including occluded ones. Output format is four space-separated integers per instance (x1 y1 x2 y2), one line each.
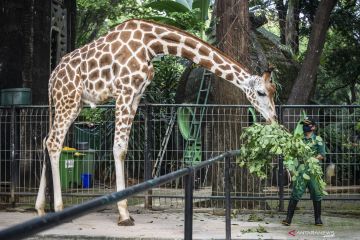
266 115 277 123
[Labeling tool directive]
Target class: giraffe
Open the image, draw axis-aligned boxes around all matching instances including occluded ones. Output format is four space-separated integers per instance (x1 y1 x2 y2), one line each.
35 19 277 226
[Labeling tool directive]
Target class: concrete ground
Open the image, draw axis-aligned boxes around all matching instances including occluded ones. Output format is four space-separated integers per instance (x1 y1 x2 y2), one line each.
0 206 359 240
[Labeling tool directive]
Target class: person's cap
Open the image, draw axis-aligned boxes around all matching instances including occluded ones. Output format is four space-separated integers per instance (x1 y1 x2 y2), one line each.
301 117 316 126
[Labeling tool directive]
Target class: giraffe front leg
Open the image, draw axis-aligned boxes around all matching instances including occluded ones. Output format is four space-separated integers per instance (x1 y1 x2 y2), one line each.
113 141 134 226
113 99 136 226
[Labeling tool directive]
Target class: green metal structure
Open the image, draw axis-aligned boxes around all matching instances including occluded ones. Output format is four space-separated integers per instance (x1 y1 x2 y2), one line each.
178 69 212 166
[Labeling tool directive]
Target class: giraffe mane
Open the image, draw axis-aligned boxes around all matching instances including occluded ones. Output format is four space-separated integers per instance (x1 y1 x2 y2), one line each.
119 18 251 74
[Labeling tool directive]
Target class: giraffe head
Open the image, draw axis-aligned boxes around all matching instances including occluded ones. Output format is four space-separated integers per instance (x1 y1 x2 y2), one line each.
243 69 277 123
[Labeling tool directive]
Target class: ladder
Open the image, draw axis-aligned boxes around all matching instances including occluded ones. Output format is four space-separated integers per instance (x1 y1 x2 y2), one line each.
152 107 177 177
152 68 212 177
183 69 212 166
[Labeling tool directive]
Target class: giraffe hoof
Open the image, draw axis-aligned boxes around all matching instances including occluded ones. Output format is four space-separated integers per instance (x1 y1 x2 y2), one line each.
118 216 135 226
37 209 46 216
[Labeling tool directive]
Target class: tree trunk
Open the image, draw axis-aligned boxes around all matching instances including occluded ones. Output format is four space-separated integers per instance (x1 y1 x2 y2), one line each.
287 0 337 104
275 0 287 44
285 0 299 54
208 0 266 209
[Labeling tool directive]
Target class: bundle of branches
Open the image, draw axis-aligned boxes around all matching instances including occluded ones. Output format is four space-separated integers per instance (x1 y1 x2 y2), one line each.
237 123 327 195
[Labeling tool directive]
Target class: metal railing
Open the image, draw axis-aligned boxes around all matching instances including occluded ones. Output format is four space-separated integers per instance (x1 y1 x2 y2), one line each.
0 150 239 240
0 104 359 211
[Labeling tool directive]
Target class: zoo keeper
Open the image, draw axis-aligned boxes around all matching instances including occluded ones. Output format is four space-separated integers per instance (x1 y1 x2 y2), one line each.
282 117 326 226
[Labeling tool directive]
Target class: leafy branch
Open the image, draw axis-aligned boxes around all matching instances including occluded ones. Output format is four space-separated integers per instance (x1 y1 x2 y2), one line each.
237 122 327 195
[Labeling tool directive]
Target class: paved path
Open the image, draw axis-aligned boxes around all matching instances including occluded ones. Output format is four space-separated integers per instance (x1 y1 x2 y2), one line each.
0 207 359 239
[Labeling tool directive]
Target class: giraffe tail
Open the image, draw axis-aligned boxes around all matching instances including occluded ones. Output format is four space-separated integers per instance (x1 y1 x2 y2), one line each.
48 79 53 132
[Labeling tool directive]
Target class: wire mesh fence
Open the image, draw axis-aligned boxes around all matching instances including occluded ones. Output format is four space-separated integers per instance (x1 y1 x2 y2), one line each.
0 105 359 212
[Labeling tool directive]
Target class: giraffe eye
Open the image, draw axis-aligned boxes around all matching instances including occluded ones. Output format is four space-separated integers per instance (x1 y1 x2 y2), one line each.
257 91 266 97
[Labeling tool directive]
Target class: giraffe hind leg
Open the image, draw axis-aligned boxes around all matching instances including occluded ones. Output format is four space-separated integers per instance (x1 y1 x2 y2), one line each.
49 106 82 212
38 95 82 213
35 130 52 215
35 153 47 215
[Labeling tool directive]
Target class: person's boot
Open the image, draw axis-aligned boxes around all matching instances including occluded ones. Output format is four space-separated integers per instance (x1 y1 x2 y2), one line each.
313 200 323 226
282 199 298 226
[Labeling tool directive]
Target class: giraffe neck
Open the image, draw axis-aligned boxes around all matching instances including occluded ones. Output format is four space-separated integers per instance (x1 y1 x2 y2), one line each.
125 19 253 87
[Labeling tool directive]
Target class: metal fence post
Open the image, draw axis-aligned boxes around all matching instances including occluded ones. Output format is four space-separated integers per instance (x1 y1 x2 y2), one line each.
10 106 16 206
144 104 153 209
224 156 231 240
277 105 285 212
278 155 285 212
184 168 194 240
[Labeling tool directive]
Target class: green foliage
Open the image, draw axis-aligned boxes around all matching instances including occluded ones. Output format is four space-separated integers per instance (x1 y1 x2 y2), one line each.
318 110 360 183
145 1 190 13
247 213 264 222
143 0 211 38
241 225 268 234
79 108 110 123
237 123 327 195
356 122 360 132
144 56 185 103
315 1 360 104
76 0 149 46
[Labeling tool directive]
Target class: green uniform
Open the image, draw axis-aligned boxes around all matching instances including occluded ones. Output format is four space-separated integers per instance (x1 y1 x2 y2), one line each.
290 133 326 201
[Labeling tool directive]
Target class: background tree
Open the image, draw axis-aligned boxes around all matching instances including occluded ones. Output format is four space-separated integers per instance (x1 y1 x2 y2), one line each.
208 0 265 209
285 0 299 54
287 0 337 104
315 0 360 104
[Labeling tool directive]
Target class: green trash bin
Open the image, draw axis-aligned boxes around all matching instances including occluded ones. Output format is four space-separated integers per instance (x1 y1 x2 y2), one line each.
60 150 78 190
77 149 96 185
60 149 96 189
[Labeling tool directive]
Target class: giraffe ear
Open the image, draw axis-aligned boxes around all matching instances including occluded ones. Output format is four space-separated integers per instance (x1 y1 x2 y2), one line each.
262 64 275 82
262 71 271 82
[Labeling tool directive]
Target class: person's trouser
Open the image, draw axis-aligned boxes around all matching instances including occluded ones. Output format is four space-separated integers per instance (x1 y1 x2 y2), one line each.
290 172 323 201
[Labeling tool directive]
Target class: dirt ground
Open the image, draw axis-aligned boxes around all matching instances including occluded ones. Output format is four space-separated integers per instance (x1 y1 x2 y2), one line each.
0 205 359 240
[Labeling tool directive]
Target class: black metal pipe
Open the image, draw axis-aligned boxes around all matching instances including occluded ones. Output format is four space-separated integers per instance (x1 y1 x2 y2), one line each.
192 150 240 171
0 167 191 240
144 104 153 209
224 156 231 240
184 168 194 240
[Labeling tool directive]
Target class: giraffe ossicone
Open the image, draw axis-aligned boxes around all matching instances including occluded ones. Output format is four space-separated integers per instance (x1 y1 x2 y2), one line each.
35 19 277 226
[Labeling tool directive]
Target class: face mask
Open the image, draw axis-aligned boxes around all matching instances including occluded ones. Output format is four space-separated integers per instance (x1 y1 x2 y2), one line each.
303 125 312 133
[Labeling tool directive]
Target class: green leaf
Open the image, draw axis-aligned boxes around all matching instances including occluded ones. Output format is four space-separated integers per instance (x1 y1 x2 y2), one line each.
192 0 210 21
142 16 188 29
144 1 190 13
176 0 192 9
298 164 305 172
302 173 310 180
315 136 323 142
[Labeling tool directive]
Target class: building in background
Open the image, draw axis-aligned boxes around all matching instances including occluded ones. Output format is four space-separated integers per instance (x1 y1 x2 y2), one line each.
0 0 76 104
